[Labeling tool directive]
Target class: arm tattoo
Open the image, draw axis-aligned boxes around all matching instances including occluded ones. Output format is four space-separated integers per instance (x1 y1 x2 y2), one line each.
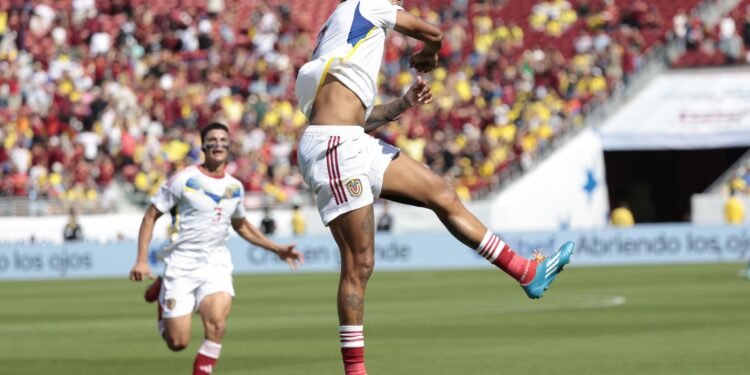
364 96 412 133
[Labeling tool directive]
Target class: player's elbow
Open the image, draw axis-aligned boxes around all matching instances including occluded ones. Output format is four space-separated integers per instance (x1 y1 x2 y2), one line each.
144 205 162 222
413 25 442 44
231 218 245 232
424 29 443 44
395 12 443 44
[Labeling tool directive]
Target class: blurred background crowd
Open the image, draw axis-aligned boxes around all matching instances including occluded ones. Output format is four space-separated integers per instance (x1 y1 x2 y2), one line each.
2 0 746 216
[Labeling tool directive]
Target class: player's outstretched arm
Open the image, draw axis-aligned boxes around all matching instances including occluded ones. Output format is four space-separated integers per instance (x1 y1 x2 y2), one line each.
394 10 443 73
231 217 304 270
365 76 433 133
129 204 163 281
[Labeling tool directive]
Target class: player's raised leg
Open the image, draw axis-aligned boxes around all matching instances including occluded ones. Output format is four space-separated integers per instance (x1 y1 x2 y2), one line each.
380 153 574 298
329 205 375 375
193 292 232 375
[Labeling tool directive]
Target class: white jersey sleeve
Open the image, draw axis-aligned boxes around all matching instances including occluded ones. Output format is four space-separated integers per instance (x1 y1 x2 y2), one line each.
151 172 186 213
231 186 246 219
360 0 400 29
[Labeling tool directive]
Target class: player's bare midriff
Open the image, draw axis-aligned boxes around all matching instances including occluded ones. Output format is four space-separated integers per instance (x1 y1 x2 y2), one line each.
309 74 367 127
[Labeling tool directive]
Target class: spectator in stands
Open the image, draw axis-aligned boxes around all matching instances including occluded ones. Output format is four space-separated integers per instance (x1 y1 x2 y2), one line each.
685 15 707 51
291 204 305 236
260 206 276 235
724 189 745 225
718 16 743 63
576 0 591 17
673 9 688 42
644 5 665 30
574 30 593 54
376 201 394 233
729 170 747 194
622 0 647 29
63 208 83 241
742 6 750 49
610 201 635 227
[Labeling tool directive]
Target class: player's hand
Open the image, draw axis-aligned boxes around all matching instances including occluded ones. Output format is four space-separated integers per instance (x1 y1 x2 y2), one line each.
404 76 433 106
129 261 155 282
409 50 438 73
276 244 305 270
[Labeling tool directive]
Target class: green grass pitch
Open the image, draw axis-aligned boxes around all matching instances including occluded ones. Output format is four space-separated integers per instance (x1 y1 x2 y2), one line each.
1 263 748 374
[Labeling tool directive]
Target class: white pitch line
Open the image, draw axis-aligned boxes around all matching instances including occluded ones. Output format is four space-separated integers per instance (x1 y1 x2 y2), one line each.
429 295 627 317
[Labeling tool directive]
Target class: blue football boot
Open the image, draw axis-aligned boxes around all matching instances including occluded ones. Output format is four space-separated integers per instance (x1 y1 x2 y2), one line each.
521 241 575 299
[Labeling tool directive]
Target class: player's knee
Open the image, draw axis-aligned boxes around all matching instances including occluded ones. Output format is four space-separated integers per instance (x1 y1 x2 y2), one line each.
205 320 226 339
426 180 460 211
165 336 189 352
355 258 374 284
342 257 374 286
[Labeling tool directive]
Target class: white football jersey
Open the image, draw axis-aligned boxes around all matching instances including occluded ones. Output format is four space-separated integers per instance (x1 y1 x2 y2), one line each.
151 165 246 269
296 0 402 120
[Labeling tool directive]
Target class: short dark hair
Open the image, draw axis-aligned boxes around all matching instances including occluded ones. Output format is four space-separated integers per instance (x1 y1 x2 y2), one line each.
200 122 230 144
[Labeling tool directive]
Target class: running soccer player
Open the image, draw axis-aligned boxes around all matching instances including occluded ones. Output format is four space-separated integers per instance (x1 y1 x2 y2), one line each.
295 1 575 374
129 122 304 375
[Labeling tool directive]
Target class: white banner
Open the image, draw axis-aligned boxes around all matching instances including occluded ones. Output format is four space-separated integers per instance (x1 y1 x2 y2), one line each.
491 128 610 231
600 69 750 150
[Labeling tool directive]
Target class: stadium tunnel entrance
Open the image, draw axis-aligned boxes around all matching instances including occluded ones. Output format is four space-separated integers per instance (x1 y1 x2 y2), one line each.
604 147 748 223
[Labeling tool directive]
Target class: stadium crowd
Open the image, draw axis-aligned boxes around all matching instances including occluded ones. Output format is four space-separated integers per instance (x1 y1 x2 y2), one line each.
671 1 750 67
0 0 702 210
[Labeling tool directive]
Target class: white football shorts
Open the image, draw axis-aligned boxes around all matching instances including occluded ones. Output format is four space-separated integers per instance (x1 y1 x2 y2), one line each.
159 263 235 319
297 125 399 225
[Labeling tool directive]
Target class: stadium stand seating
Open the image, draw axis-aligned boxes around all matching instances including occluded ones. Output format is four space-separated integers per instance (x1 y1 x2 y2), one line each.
0 0 710 215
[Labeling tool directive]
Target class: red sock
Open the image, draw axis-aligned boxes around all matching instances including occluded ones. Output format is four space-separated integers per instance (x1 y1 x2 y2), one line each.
193 340 221 375
340 326 367 375
476 230 538 284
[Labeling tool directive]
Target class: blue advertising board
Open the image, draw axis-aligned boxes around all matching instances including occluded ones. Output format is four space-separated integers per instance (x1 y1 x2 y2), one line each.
1 224 749 280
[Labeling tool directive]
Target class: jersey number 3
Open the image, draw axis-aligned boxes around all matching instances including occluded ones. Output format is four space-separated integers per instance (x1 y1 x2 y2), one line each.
312 20 331 56
213 207 223 224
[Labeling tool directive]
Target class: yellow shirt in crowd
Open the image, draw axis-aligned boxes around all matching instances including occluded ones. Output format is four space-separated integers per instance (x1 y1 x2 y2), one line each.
292 210 306 236
725 196 745 224
610 207 634 227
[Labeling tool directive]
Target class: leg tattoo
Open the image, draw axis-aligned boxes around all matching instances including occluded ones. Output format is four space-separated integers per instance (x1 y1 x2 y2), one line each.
345 292 365 324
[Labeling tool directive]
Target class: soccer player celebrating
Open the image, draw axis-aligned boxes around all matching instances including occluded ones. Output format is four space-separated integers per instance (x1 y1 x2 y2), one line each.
295 1 575 374
129 122 304 375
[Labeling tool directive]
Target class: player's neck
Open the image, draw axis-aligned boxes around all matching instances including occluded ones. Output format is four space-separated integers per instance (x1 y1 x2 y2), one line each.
199 162 226 178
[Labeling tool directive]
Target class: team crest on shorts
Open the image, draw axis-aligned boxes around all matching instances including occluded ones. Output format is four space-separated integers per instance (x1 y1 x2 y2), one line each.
166 298 176 310
346 178 363 197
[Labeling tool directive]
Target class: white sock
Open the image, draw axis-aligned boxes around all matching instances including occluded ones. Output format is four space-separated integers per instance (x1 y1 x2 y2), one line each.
198 340 222 359
339 325 364 348
475 230 506 263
